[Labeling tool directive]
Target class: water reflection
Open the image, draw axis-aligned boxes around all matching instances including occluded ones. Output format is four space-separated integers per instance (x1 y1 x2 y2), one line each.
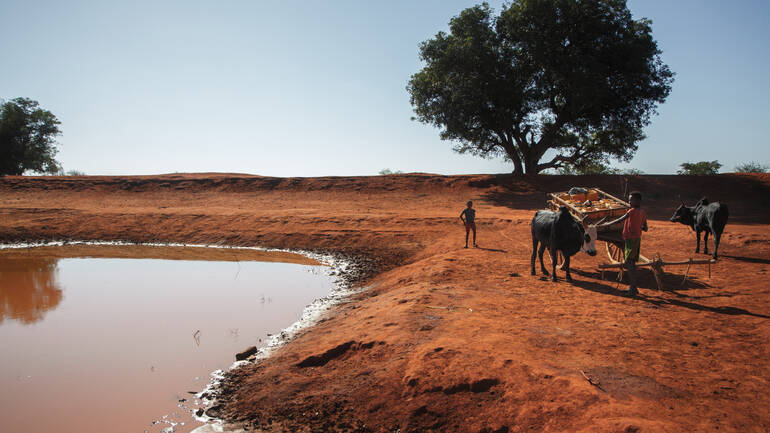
0 258 63 324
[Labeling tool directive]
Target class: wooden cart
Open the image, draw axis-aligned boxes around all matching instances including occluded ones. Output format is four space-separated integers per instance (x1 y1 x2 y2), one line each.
546 187 715 290
547 187 632 262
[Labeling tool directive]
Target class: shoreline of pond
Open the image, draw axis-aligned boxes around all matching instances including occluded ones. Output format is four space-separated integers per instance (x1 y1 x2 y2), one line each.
0 241 364 433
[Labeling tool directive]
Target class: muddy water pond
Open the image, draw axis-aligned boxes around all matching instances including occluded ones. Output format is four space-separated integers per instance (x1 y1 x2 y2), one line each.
0 245 338 433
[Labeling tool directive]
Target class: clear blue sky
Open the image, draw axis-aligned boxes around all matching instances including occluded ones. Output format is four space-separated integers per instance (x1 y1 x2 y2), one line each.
2 0 768 176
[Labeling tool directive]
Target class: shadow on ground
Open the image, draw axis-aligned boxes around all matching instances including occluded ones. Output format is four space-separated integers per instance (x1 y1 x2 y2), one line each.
722 255 770 265
568 269 770 318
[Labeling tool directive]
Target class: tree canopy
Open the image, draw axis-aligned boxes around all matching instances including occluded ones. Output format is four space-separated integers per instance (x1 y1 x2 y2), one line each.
407 0 674 175
678 160 721 175
0 97 62 176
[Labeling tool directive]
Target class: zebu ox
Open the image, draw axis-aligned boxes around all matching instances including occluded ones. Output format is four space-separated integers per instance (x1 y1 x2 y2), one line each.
531 206 598 282
670 197 729 259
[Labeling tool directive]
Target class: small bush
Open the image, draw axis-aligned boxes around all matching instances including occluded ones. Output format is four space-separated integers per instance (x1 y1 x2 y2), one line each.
558 162 619 175
677 160 721 175
619 168 645 175
734 161 768 173
378 168 403 175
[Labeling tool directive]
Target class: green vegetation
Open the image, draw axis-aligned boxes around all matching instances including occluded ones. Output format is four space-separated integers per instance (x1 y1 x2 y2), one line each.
407 0 673 175
677 160 721 175
0 97 62 176
378 168 404 175
734 161 768 173
556 162 645 175
619 168 645 175
558 161 619 175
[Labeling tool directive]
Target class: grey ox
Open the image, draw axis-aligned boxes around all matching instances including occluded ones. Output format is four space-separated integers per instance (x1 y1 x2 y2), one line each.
531 206 598 282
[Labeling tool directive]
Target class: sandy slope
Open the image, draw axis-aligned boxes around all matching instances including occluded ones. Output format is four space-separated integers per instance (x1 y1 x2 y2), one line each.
1 173 769 432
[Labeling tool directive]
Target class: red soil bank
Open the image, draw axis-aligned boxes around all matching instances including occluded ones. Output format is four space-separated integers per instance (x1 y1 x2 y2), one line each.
1 173 769 432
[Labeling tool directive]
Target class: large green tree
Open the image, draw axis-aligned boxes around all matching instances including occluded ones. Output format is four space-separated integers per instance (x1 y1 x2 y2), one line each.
0 97 62 176
407 0 674 175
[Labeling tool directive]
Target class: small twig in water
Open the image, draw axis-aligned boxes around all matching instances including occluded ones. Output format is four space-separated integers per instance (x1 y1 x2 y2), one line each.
230 249 241 281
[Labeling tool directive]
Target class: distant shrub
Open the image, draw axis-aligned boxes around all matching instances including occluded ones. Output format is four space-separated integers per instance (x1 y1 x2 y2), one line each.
51 169 86 176
734 161 768 173
557 162 619 175
378 168 403 175
620 168 645 175
549 164 644 175
677 160 721 175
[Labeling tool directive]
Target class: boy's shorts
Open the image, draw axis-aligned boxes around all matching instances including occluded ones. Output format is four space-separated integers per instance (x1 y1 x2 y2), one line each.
624 238 641 263
465 222 476 233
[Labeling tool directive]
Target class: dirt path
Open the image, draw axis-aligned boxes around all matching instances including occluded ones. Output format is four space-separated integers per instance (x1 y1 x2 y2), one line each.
2 173 769 432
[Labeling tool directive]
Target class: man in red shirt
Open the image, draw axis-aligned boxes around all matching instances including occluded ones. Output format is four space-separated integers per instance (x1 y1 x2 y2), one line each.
606 191 648 295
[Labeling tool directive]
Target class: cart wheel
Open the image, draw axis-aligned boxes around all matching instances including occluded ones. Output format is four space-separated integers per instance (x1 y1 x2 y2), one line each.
545 250 566 270
606 242 625 264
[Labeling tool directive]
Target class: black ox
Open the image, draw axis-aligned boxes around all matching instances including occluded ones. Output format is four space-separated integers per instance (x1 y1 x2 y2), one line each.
531 206 597 282
670 197 729 259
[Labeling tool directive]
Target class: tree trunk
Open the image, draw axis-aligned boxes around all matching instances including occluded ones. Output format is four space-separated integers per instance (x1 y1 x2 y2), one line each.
500 140 525 175
523 156 540 175
512 158 524 175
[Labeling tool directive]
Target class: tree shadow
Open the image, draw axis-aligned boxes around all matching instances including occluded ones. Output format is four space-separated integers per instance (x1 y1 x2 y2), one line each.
567 270 770 319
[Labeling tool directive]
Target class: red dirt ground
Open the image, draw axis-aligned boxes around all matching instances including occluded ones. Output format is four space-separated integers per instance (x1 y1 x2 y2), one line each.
1 173 769 433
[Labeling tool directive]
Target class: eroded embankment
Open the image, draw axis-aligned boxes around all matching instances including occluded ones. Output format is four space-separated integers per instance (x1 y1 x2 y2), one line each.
2 173 770 432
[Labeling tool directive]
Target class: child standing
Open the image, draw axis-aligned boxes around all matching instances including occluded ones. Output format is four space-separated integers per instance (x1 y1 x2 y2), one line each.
460 200 477 248
605 191 648 295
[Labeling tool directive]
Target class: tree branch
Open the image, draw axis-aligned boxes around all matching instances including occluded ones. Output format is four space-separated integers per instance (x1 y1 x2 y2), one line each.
536 145 591 172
